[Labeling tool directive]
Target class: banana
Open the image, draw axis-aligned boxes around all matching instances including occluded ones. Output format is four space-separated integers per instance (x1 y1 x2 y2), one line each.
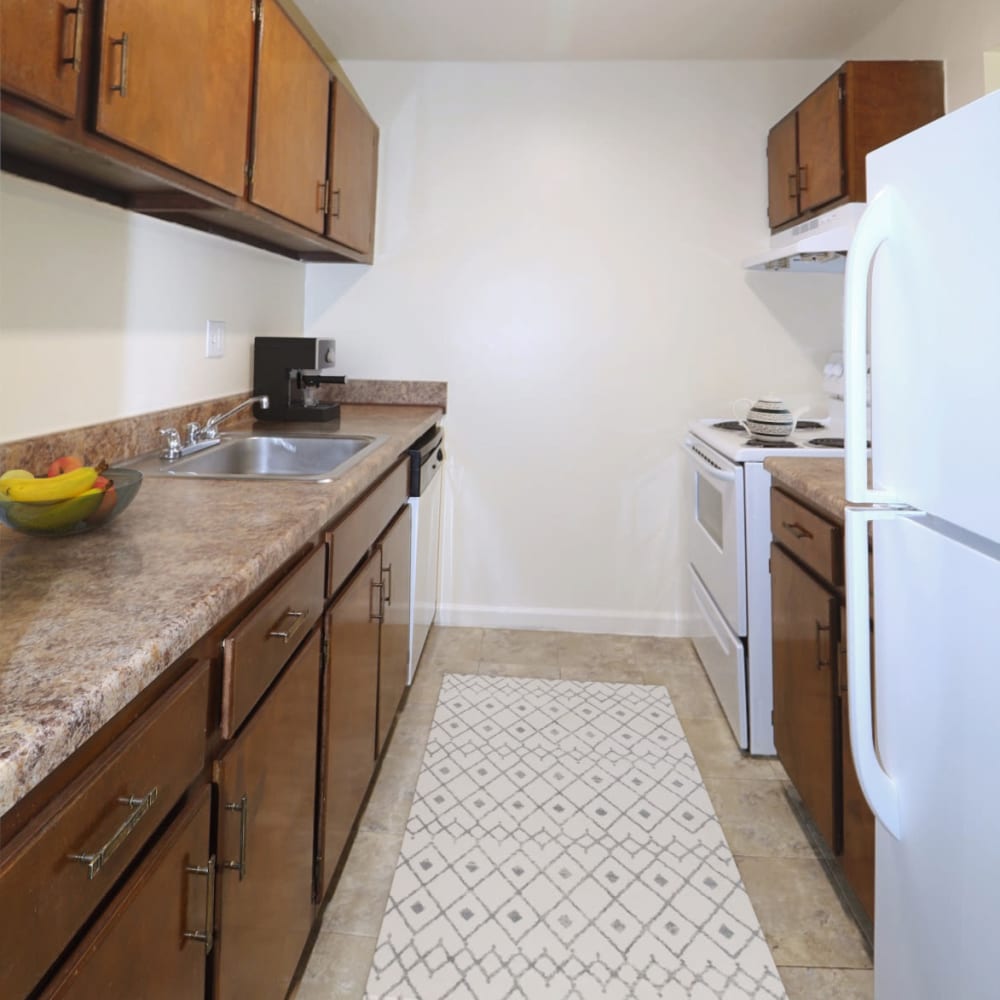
0 470 34 498
5 464 103 503
5 488 104 533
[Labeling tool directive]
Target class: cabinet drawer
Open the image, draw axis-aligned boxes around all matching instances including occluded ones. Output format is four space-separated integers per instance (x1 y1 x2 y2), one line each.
0 660 210 1000
327 459 407 599
222 543 326 739
39 785 212 999
771 488 841 586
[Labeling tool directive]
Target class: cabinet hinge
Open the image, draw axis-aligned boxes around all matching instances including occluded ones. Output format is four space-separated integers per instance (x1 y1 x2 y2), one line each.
245 161 254 184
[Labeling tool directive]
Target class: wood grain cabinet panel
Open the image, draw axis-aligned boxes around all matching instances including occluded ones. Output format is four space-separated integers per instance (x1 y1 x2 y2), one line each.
766 111 798 230
326 80 379 254
377 506 412 756
838 612 876 921
0 0 83 118
39 785 213 1000
317 550 381 899
213 628 321 1000
95 0 254 196
250 0 330 232
0 661 210 1000
771 543 840 852
796 73 844 215
221 542 326 738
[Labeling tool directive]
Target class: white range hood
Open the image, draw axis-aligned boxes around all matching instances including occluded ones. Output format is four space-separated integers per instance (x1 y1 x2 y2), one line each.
743 202 866 273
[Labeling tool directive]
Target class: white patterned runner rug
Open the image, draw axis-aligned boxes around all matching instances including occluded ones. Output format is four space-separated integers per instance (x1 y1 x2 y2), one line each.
365 674 787 1000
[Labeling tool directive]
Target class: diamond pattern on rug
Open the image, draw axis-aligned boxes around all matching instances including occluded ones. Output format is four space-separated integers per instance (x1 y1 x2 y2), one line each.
365 674 787 1000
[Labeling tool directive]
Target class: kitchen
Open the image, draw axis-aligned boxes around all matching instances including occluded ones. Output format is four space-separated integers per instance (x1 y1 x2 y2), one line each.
2 1 999 998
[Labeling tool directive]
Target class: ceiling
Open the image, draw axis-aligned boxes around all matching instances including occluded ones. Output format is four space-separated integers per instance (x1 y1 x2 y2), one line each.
294 0 905 61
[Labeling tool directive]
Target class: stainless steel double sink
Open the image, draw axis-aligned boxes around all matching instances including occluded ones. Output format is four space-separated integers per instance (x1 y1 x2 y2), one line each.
129 431 388 482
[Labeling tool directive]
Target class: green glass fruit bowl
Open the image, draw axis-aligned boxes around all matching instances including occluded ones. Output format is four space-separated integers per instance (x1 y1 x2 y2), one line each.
0 468 143 537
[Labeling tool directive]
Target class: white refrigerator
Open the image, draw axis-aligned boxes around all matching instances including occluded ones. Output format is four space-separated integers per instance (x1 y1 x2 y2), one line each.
842 90 1000 1000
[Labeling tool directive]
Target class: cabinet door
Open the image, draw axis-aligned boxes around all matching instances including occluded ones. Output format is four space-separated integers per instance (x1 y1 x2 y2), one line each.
766 110 799 229
771 544 839 851
325 79 378 254
214 630 321 1000
317 550 380 899
838 612 875 921
250 0 329 232
41 786 213 1000
377 506 412 755
1 0 83 118
796 73 843 216
95 0 253 196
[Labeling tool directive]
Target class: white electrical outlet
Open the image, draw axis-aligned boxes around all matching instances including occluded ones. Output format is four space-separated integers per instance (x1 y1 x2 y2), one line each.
205 320 225 358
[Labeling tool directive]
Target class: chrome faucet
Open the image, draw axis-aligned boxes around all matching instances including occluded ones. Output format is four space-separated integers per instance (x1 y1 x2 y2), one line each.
201 395 269 440
159 395 269 460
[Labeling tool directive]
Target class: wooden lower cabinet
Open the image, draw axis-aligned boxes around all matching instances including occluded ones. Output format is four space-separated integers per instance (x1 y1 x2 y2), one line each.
213 630 321 1000
838 612 876 921
377 506 412 756
317 550 381 898
771 542 840 852
40 785 213 999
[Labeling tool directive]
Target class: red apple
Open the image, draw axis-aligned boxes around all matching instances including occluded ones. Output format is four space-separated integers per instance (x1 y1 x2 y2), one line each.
85 474 118 524
46 454 84 477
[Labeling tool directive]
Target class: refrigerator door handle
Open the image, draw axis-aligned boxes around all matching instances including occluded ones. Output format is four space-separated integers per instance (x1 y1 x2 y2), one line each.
844 187 900 505
844 506 913 839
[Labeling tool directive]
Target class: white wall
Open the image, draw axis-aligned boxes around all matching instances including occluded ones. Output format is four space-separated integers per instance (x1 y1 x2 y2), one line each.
845 0 1000 109
305 60 845 635
0 174 305 443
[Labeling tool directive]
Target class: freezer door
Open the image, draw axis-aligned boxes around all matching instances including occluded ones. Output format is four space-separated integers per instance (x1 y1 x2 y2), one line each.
865 514 1000 1000
843 90 1000 543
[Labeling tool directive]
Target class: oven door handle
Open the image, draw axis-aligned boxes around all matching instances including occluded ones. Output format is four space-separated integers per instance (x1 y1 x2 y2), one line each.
683 441 736 482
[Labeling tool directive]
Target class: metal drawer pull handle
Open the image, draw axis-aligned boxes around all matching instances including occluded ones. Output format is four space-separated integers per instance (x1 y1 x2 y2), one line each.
317 180 329 213
383 563 393 604
369 579 384 623
798 164 809 191
110 32 129 96
69 786 158 879
781 519 813 540
331 188 342 218
268 608 306 643
815 621 832 668
787 171 798 198
63 2 85 70
223 794 248 880
183 855 216 953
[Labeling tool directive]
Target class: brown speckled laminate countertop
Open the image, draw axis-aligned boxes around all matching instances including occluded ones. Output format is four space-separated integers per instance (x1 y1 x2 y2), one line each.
0 405 442 817
763 457 847 522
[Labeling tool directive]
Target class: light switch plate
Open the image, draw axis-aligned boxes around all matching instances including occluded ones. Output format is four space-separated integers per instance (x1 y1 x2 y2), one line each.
205 320 225 358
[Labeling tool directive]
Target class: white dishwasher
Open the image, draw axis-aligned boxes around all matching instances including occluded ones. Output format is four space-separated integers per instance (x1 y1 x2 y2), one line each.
406 426 444 683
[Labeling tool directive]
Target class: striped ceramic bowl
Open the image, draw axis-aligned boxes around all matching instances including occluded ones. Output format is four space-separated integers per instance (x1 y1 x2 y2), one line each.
739 397 796 441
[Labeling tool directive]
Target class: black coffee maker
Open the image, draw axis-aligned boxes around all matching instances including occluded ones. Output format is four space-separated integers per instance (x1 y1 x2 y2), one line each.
252 337 346 424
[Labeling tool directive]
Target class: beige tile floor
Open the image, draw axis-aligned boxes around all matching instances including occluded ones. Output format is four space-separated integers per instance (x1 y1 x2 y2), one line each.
290 627 873 1000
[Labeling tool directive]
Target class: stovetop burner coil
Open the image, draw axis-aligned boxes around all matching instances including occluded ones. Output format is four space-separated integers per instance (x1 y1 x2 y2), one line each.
713 419 826 432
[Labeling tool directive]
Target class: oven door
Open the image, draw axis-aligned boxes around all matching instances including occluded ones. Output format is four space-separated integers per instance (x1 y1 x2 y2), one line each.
683 436 747 636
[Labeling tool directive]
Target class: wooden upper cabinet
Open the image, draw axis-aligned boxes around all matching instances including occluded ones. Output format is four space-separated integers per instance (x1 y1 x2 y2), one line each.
326 79 379 255
766 111 798 230
0 0 84 118
797 73 843 216
250 0 330 233
94 0 254 196
766 60 943 233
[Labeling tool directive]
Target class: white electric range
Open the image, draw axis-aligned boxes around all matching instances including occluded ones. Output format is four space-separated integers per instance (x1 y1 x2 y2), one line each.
683 416 847 755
